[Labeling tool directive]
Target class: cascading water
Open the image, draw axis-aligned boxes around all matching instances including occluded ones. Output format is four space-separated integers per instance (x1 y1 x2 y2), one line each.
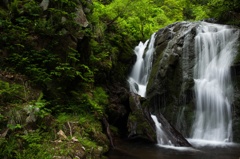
128 33 156 97
191 22 239 142
128 33 176 146
151 115 173 146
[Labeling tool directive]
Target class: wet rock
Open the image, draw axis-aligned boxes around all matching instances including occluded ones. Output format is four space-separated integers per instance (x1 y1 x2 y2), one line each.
127 93 155 142
145 22 199 138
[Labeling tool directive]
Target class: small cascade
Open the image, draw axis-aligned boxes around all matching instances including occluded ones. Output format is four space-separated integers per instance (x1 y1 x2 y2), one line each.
191 22 239 142
128 33 156 97
151 115 173 146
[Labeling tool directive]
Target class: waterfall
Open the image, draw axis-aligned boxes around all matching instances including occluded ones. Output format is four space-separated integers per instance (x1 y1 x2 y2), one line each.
128 33 156 97
191 22 239 142
151 115 173 146
128 33 175 145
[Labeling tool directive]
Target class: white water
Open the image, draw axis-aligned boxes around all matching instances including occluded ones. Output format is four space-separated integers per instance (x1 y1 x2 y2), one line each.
128 33 156 97
191 22 239 143
187 138 238 148
151 115 173 146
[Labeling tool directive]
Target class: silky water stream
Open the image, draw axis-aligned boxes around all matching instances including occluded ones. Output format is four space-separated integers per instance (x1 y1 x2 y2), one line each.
190 22 238 143
108 22 240 159
127 33 156 97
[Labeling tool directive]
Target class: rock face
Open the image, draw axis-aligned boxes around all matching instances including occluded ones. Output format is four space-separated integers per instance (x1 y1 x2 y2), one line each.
146 22 197 138
126 21 240 144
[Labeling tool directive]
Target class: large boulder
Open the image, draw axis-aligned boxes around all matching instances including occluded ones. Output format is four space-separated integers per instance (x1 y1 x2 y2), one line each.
145 22 198 138
122 22 199 146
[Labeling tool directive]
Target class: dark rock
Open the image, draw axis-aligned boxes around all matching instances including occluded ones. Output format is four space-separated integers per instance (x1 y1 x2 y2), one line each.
107 83 130 137
145 22 199 139
127 93 155 142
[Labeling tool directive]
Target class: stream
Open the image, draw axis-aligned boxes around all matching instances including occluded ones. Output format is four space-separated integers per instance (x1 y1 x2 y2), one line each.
107 139 240 159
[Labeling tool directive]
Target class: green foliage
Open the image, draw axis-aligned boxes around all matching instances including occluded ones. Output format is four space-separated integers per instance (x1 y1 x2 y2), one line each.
161 0 184 22
93 87 109 105
0 136 20 158
0 129 53 159
192 5 210 20
78 137 98 149
0 0 110 158
182 0 210 20
0 0 96 107
55 112 108 156
28 100 51 118
78 87 108 118
55 87 108 120
183 0 240 21
92 0 173 40
16 130 53 159
56 113 72 124
77 113 109 152
7 123 22 130
0 80 25 104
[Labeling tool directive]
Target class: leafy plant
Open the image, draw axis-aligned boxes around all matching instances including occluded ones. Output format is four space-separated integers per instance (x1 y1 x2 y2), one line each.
0 136 20 158
7 123 22 130
0 80 25 104
17 130 53 159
